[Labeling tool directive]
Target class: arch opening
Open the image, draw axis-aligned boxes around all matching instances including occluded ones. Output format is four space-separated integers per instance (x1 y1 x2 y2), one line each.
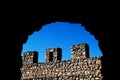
21 21 102 62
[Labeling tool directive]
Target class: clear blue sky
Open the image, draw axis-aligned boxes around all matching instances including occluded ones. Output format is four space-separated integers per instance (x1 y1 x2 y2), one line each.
21 22 102 62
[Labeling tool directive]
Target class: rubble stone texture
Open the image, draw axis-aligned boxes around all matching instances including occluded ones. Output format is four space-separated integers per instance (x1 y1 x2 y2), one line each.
21 43 103 80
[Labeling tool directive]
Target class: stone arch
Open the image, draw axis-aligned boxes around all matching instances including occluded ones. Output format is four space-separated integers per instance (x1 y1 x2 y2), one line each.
10 15 115 80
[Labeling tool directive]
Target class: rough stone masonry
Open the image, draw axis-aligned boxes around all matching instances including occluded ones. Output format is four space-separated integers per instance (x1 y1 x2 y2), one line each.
21 43 103 80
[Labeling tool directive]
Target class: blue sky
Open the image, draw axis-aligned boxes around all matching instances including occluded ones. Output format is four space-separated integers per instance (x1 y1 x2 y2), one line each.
21 22 102 62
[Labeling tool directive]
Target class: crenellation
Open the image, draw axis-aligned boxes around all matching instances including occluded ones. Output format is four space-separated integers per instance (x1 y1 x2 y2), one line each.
21 43 103 80
46 48 62 62
22 51 38 65
71 43 89 60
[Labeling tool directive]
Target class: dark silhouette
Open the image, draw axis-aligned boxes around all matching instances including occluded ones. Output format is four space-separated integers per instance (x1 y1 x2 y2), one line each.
3 14 117 80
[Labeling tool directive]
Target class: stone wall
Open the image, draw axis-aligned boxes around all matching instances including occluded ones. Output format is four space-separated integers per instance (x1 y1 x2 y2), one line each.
21 43 102 80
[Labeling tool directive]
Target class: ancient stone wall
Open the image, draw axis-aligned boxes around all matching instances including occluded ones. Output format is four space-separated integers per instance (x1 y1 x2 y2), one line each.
21 43 102 80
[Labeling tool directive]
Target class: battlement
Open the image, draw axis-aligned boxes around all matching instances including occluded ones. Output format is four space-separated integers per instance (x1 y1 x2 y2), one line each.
46 48 62 62
71 43 89 60
21 43 102 80
23 51 38 65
